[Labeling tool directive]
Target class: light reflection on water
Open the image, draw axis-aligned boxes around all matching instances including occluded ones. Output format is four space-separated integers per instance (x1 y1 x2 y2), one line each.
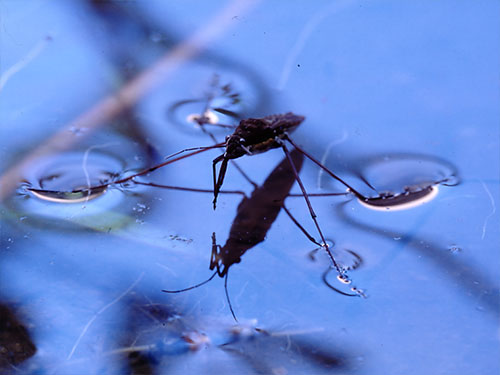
0 1 499 375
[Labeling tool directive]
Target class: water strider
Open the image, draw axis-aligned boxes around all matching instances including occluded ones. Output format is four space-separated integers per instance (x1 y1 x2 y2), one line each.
25 109 449 291
22 76 454 295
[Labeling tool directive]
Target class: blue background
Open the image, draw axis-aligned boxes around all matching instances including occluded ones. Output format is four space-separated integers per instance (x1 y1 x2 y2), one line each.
1 1 499 374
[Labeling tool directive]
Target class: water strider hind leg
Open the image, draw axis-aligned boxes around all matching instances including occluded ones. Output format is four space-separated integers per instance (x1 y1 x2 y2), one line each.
212 154 229 209
282 205 322 247
280 142 347 281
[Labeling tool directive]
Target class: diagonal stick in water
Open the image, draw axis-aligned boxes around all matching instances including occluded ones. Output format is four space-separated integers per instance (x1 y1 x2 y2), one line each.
0 0 261 202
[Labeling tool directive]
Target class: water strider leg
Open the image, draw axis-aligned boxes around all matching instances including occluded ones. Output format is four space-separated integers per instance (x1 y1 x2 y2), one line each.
280 142 346 279
285 135 367 200
212 155 224 201
27 143 226 197
282 205 322 247
133 181 246 196
213 156 229 209
121 143 226 182
322 267 357 296
133 183 324 249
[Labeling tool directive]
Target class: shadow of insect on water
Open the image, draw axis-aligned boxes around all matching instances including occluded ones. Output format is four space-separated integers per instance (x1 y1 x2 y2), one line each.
162 148 308 320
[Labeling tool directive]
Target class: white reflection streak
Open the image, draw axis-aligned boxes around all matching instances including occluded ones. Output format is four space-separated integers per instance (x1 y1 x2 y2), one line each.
234 280 249 307
81 142 118 205
316 131 348 189
0 36 51 91
156 262 177 276
480 180 496 240
67 272 145 360
276 0 355 91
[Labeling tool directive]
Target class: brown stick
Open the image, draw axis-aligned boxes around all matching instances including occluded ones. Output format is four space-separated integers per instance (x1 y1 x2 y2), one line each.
0 0 260 201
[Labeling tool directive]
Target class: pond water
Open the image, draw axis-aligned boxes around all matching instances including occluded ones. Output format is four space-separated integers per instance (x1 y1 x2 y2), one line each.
1 1 499 374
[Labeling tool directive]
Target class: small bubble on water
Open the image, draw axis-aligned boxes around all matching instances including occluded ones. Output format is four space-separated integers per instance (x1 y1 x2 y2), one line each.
133 203 148 213
393 236 401 241
448 244 462 253
323 239 335 248
351 287 368 298
337 274 351 284
272 367 287 375
19 216 28 221
186 111 219 126
17 182 32 197
150 31 163 43
69 127 87 136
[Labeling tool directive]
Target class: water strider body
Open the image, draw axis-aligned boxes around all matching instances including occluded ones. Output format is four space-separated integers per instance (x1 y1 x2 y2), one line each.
212 112 304 208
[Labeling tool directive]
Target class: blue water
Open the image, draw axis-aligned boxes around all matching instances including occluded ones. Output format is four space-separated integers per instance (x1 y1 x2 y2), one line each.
1 1 499 374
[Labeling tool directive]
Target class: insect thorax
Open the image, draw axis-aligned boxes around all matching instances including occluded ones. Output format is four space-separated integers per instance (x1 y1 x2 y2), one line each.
224 113 304 159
